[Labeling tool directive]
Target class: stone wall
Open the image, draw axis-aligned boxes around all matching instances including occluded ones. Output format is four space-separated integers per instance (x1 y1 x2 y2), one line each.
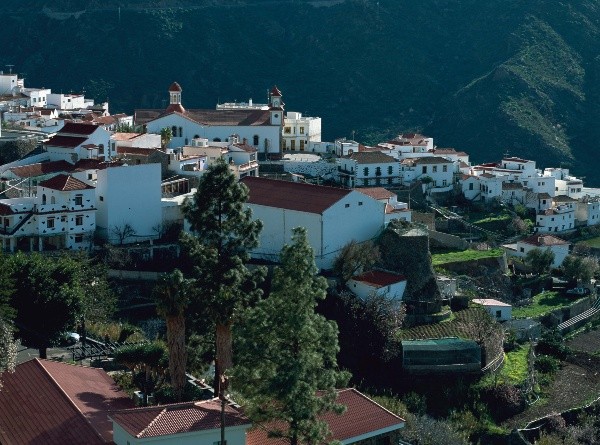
428 229 468 250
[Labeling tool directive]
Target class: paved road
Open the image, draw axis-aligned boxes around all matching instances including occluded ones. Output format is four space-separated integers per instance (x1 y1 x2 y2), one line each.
16 344 77 365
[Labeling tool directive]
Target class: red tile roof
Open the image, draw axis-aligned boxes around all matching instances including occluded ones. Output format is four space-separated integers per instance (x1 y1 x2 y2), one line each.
39 174 94 191
110 399 250 439
135 108 272 127
344 151 397 164
270 86 282 97
351 270 406 287
111 132 144 141
117 146 158 156
241 177 351 214
44 135 88 148
357 187 396 201
169 81 182 92
246 388 405 445
519 234 569 247
412 156 453 165
165 103 186 114
59 122 99 135
8 160 74 178
0 359 133 445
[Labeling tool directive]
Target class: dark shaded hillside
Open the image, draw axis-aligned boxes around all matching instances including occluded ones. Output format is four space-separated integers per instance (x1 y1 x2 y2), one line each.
3 0 600 182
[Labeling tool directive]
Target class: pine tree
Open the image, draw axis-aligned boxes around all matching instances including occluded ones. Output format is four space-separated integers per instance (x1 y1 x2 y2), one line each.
181 157 264 389
154 269 190 402
233 227 350 445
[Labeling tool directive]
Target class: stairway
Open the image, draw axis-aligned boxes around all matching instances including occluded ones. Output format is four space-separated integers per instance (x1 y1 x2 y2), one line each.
557 297 600 333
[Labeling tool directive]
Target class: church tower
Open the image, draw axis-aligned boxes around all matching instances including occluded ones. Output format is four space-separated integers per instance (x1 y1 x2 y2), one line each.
165 82 185 114
269 86 284 126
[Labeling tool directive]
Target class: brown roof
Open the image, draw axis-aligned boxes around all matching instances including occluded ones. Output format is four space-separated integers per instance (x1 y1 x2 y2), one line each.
520 234 569 247
0 359 134 445
165 103 186 114
242 177 352 214
59 122 99 135
503 156 531 163
117 146 158 156
433 148 468 156
111 132 144 142
554 195 578 202
232 142 258 153
39 174 95 191
45 135 88 148
8 160 74 178
538 192 552 199
357 187 396 200
344 151 397 164
135 108 272 127
412 156 453 165
168 81 182 92
246 388 405 445
351 270 406 287
502 182 523 190
270 85 282 97
110 399 250 439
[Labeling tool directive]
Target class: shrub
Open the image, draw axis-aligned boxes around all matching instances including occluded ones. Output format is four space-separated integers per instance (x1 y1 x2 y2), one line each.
536 330 569 360
482 383 525 421
535 355 560 374
403 391 427 416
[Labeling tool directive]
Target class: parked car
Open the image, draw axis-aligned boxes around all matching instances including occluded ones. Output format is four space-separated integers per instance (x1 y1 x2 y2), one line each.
63 332 80 345
566 287 590 296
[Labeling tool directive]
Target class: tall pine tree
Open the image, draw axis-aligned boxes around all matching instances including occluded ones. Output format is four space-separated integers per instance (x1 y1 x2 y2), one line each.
181 157 264 389
233 227 350 445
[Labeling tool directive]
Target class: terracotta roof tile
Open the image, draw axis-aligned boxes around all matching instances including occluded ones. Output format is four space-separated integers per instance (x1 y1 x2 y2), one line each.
136 108 272 127
110 399 250 438
117 146 158 156
344 151 397 164
270 86 282 97
246 388 405 445
111 132 144 142
168 81 182 92
59 122 99 135
44 135 88 148
242 177 352 214
8 160 73 178
520 234 569 247
39 174 94 191
413 156 453 165
502 182 523 190
0 359 133 445
357 187 396 200
351 270 406 287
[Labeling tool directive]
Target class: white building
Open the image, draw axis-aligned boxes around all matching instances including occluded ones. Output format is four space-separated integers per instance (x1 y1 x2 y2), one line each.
0 72 24 95
472 299 512 321
357 187 411 223
110 132 161 153
47 93 93 110
282 111 321 152
44 122 111 162
503 234 570 268
0 174 95 252
95 163 162 244
401 156 454 189
137 83 284 155
576 197 600 227
347 270 407 302
334 138 360 157
241 177 385 269
338 151 400 188
21 88 51 108
462 173 503 202
376 133 434 159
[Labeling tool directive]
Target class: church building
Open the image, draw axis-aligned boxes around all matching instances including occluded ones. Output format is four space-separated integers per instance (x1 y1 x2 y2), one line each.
135 83 284 156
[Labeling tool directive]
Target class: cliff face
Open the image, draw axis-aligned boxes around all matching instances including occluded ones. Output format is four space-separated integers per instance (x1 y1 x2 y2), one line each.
377 221 441 312
3 0 600 182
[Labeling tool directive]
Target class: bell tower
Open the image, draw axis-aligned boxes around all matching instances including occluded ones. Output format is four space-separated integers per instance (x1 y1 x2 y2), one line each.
269 86 284 126
165 82 185 114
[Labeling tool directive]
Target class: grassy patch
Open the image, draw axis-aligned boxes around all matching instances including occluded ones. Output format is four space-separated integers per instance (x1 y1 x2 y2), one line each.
580 236 600 248
499 345 530 385
512 291 575 319
431 248 504 266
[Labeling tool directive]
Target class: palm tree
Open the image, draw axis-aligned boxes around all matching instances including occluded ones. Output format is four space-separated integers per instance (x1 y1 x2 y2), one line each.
154 269 189 402
160 127 173 149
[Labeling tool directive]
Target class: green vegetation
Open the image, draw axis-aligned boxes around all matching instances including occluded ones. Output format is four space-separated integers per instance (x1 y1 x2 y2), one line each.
579 236 600 248
512 291 575 319
431 249 504 266
498 345 530 385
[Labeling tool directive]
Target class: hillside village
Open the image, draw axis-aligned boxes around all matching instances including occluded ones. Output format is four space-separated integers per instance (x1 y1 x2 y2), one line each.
2 74 600 444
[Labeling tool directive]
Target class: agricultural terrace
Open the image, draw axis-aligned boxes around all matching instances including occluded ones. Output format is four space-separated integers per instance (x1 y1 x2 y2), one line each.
512 291 578 319
431 248 504 266
579 236 600 248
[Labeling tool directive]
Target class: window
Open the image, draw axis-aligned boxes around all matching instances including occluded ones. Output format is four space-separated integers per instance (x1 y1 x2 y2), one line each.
50 196 56 204
284 126 291 134
442 179 447 186
178 127 183 137
99 196 104 202
99 143 104 154
375 166 381 176
442 165 447 172
300 140 305 151
75 215 83 226
253 135 259 146
47 217 55 229
496 310 502 318
520 247 525 253
469 183 474 190
363 167 369 176
3 218 8 227
290 140 296 151
88 173 93 180
432 166 438 173
345 203 350 208
74 194 83 206
388 165 393 175
358 201 363 206
172 126 177 137
74 234 83 243
299 126 305 134
422 166 427 174
282 139 287 149
42 194 47 205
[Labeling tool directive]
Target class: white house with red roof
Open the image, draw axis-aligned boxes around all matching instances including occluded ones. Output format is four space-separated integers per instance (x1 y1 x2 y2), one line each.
338 151 400 188
503 234 570 268
110 399 251 445
110 132 161 153
137 83 283 155
43 122 111 162
0 174 96 252
401 156 454 190
241 177 385 269
347 270 407 302
357 187 411 224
